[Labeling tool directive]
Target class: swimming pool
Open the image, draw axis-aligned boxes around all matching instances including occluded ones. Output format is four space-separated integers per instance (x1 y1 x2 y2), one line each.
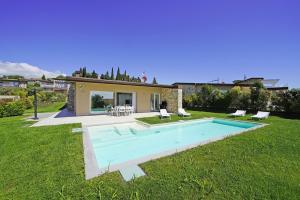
84 118 263 178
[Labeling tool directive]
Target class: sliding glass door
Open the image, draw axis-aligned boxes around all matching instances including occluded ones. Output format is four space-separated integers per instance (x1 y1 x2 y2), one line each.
116 93 133 106
151 93 160 111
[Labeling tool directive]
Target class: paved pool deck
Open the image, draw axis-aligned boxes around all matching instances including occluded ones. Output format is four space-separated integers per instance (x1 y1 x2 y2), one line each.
31 112 160 127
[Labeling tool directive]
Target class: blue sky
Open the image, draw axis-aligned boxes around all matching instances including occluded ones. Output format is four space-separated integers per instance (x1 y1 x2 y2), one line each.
0 0 299 88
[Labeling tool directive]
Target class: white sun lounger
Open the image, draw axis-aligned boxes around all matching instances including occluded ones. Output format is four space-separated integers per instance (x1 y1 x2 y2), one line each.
160 109 171 119
229 110 246 117
178 108 191 117
251 111 270 119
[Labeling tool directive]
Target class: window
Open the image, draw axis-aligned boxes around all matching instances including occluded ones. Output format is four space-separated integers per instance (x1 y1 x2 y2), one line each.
90 91 114 113
151 93 160 111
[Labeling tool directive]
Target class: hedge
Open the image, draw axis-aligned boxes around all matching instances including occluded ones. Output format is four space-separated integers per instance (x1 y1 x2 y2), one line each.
0 101 25 118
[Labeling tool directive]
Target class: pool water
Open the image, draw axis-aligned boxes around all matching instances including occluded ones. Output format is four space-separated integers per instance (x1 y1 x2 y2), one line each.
87 119 259 170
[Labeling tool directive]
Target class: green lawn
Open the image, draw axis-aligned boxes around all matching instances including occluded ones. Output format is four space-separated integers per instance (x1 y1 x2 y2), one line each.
25 102 66 114
0 111 300 199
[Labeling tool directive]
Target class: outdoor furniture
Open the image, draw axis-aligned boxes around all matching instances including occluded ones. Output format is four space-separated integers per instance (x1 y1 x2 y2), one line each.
229 110 246 117
251 111 270 119
125 106 134 115
178 108 191 117
110 106 134 116
118 106 126 116
108 106 115 116
160 109 171 119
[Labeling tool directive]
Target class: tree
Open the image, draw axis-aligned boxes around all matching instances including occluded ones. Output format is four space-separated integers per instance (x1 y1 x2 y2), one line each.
110 67 114 80
91 70 98 78
116 67 121 80
250 81 270 111
41 74 46 80
104 71 110 79
82 67 87 77
271 89 300 113
123 70 127 81
100 74 105 79
3 75 24 79
56 75 65 79
152 77 158 84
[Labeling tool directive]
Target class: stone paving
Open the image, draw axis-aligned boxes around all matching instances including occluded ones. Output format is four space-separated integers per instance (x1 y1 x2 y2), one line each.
31 111 159 127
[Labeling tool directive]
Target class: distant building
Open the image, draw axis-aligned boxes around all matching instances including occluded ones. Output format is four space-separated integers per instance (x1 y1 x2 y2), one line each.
0 78 69 93
173 77 288 97
0 79 27 88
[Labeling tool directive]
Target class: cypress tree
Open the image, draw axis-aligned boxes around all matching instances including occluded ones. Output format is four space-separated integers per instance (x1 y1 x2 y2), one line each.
152 77 157 84
116 67 121 80
105 71 110 79
110 67 114 80
91 70 98 78
123 70 127 81
82 67 87 77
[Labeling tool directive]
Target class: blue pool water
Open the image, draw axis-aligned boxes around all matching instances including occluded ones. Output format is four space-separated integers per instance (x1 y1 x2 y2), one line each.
88 119 259 169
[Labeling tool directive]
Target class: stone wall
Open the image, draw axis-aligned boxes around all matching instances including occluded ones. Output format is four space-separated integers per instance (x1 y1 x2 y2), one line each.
67 83 75 112
161 88 182 113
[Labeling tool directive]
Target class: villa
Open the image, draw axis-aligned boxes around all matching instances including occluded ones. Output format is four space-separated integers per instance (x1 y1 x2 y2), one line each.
65 76 182 116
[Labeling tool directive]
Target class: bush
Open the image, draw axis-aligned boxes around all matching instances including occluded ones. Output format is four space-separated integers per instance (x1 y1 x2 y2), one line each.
21 97 33 109
37 91 66 104
183 94 199 107
183 83 298 114
271 89 300 113
250 82 270 111
0 101 25 118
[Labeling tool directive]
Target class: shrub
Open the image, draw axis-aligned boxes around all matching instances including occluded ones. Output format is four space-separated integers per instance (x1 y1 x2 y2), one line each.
0 101 25 118
271 89 300 113
21 97 33 109
250 82 270 111
183 94 199 107
37 91 66 104
0 87 27 96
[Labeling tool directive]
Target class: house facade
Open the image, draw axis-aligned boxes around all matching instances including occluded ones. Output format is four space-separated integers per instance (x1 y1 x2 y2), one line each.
66 77 182 116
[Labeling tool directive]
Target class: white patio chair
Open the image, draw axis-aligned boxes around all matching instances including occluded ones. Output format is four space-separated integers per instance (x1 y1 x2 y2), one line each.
229 110 246 117
251 111 270 119
160 109 171 119
118 106 126 116
178 108 191 117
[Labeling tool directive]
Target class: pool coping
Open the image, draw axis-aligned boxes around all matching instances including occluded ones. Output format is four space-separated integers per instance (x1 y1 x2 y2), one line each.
83 118 268 180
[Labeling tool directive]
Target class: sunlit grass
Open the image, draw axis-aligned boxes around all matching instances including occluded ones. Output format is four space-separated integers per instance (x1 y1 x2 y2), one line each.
1 111 299 199
25 102 66 114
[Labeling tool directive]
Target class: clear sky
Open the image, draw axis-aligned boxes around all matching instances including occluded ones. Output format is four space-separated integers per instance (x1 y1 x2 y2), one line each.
0 0 299 88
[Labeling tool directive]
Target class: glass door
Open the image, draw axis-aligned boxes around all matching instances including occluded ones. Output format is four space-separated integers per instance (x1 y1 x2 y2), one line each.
151 93 160 111
116 93 133 106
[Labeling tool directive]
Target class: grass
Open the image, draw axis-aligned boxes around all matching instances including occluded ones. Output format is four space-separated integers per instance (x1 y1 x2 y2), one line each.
25 102 66 114
0 111 300 199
